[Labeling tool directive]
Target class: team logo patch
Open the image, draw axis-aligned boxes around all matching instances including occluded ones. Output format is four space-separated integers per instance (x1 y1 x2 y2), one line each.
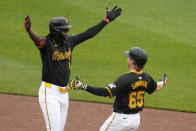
108 83 116 89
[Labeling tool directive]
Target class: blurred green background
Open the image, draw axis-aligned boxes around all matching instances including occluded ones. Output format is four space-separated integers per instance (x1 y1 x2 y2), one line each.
0 0 196 112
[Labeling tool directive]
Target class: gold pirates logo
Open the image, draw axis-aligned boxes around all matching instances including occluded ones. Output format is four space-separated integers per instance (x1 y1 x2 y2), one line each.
52 48 71 61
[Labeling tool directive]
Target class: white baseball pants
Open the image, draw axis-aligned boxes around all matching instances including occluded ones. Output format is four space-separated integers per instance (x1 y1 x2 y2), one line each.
38 81 69 131
100 112 140 131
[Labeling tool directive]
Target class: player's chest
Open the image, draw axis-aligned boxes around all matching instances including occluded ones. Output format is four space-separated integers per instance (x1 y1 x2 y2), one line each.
48 42 72 61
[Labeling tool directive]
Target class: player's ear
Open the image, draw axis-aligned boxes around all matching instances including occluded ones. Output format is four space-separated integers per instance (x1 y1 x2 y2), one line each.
127 58 132 67
132 59 137 66
128 58 133 63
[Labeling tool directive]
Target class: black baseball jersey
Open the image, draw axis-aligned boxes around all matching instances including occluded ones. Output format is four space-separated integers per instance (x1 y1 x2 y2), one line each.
39 20 107 87
40 35 75 87
107 71 157 114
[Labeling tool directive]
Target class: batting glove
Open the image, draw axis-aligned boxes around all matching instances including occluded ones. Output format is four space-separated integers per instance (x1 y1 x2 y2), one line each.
104 6 122 23
69 80 77 90
160 74 167 86
24 16 31 32
69 76 87 90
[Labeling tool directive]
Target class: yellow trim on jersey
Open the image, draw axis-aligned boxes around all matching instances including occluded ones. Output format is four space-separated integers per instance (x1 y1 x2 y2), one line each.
105 87 113 98
45 87 52 131
105 113 116 131
130 70 143 74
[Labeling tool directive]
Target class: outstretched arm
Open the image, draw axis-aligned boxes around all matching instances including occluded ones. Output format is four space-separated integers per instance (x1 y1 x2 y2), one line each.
72 6 122 46
72 20 107 46
24 16 46 49
87 86 111 97
69 77 113 98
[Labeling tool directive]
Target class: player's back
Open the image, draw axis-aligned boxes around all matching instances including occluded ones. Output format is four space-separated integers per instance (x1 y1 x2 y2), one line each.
113 71 157 114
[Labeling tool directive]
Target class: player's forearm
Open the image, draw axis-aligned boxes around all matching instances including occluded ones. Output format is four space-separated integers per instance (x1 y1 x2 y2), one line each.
86 85 110 97
73 20 107 45
27 29 44 44
84 20 107 38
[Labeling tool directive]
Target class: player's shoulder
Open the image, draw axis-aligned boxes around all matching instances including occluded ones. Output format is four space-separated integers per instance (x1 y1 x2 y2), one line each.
142 72 151 77
64 35 75 48
119 72 130 78
112 73 130 87
117 72 132 81
68 35 78 42
142 72 155 81
68 34 77 39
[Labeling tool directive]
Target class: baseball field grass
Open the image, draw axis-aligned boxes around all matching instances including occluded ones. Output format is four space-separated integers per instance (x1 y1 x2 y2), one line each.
0 0 196 112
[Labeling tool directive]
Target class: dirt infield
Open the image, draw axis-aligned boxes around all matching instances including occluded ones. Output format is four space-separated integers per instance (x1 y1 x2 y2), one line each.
0 94 195 131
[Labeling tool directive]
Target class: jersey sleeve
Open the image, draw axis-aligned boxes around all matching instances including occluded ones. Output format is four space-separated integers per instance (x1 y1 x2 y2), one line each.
72 20 107 47
38 38 49 53
86 85 110 97
146 75 157 94
106 75 127 97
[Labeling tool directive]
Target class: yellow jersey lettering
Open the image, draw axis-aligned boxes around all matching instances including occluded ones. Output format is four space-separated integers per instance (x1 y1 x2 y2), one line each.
52 50 59 60
132 80 148 90
52 48 71 61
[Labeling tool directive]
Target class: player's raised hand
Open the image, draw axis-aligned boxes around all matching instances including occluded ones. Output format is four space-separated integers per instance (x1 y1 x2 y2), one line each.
76 76 87 90
24 16 31 32
160 74 167 86
69 76 87 90
104 6 122 23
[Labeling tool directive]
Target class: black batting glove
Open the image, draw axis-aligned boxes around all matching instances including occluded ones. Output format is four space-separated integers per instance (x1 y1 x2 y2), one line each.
160 74 167 86
24 16 31 32
104 6 122 23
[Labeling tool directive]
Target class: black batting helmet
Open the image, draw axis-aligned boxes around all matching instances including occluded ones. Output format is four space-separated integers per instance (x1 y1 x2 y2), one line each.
49 17 72 34
125 47 148 68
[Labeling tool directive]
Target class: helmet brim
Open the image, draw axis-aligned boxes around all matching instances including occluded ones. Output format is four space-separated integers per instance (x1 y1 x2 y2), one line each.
57 25 72 30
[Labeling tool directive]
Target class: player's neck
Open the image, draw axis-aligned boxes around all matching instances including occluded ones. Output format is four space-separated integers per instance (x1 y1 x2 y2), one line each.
129 68 137 72
129 67 143 73
129 65 136 71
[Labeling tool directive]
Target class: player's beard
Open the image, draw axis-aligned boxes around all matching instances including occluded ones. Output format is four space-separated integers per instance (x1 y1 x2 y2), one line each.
52 32 68 45
57 34 67 44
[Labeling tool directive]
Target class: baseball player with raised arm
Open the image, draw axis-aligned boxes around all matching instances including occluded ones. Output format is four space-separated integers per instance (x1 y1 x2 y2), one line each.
69 47 167 131
24 6 122 131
